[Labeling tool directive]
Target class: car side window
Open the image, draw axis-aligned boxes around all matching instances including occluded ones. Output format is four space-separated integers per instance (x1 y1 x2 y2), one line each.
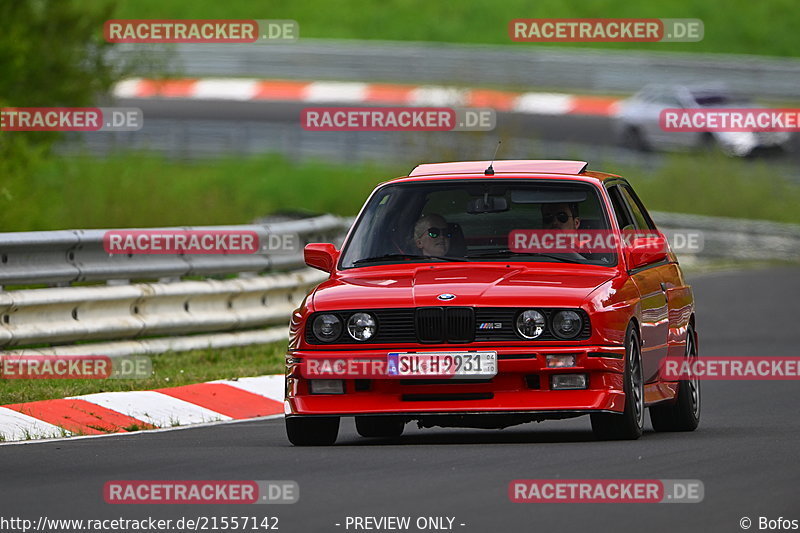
606 185 635 230
637 88 656 103
620 185 657 230
655 95 683 108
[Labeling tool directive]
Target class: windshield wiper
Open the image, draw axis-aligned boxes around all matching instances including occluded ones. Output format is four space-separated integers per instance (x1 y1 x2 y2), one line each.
464 250 586 264
352 253 468 265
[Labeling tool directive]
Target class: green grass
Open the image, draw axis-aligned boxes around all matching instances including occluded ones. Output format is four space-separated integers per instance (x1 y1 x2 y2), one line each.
618 154 800 223
111 0 800 57
0 152 405 230
1 342 286 404
3 150 800 232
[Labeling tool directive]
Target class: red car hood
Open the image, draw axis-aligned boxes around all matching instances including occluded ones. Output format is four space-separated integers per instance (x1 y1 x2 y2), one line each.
310 264 617 310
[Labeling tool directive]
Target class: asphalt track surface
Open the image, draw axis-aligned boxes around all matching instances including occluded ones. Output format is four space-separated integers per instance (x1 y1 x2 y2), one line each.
116 98 800 161
1 266 799 532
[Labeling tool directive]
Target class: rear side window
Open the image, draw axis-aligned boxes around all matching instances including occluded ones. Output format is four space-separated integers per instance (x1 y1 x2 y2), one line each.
620 185 657 230
606 186 634 230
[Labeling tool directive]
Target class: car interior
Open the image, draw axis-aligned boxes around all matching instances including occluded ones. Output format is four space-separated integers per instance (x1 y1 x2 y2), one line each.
340 181 614 265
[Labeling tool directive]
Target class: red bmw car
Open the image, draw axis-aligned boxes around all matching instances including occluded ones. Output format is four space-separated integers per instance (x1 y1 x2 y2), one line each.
285 160 700 445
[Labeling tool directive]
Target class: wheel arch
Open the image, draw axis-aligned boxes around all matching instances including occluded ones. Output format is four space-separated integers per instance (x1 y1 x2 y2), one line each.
688 313 698 353
628 316 642 345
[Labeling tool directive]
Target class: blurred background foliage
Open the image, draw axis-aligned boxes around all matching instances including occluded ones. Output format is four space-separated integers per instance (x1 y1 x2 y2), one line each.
1 0 799 231
0 1 118 171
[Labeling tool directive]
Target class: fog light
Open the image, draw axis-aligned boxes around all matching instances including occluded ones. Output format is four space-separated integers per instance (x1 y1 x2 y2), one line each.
546 354 577 368
309 379 344 394
550 374 588 390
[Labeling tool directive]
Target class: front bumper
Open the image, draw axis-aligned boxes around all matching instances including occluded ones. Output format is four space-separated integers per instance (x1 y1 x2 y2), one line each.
285 346 626 417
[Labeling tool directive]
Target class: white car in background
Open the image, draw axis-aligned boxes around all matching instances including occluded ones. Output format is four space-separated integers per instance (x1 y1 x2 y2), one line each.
614 84 791 157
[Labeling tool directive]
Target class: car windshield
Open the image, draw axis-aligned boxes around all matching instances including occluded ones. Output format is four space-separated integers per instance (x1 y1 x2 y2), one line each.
691 92 749 107
339 179 617 268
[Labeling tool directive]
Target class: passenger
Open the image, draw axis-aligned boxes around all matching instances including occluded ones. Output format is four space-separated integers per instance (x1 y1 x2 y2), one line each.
413 214 451 256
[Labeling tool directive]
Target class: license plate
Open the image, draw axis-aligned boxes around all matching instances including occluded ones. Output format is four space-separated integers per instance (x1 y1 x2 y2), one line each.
386 352 497 378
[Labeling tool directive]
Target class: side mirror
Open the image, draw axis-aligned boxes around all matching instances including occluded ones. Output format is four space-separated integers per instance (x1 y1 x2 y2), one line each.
304 243 339 273
626 233 668 270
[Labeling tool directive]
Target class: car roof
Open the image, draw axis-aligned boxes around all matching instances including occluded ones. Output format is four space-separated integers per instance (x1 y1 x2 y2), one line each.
388 160 620 184
410 160 587 176
637 82 731 95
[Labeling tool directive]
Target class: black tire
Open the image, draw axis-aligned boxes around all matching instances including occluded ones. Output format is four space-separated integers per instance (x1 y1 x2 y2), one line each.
700 132 734 156
650 325 701 432
591 325 644 440
700 132 718 153
622 127 650 152
355 416 405 438
285 416 339 446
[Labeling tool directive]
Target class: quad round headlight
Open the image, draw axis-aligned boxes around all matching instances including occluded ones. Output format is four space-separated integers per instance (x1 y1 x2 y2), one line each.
347 312 377 341
552 310 583 339
516 310 546 339
312 314 342 342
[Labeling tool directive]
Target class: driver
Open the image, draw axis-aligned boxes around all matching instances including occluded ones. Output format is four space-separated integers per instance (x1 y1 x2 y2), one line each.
541 202 581 230
413 213 451 256
539 202 596 260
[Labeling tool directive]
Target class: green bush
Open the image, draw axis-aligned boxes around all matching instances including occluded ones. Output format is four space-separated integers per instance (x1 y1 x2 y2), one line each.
0 1 118 162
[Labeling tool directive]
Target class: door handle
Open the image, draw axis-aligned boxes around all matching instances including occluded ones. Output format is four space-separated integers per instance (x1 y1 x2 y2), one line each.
660 282 668 292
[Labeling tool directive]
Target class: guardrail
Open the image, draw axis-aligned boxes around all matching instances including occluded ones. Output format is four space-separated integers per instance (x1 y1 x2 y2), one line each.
0 270 327 355
110 40 800 100
0 212 797 356
653 212 800 263
0 214 349 287
0 214 352 356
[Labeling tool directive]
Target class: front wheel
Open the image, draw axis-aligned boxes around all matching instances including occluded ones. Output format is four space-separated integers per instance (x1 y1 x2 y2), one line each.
622 127 650 152
650 325 701 432
591 325 644 440
285 416 340 446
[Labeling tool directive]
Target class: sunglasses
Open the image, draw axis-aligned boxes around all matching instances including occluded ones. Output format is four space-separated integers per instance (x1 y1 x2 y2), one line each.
542 212 573 224
426 227 452 239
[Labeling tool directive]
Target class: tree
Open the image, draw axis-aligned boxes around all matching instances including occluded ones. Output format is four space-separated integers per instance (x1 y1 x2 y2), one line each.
0 0 119 171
